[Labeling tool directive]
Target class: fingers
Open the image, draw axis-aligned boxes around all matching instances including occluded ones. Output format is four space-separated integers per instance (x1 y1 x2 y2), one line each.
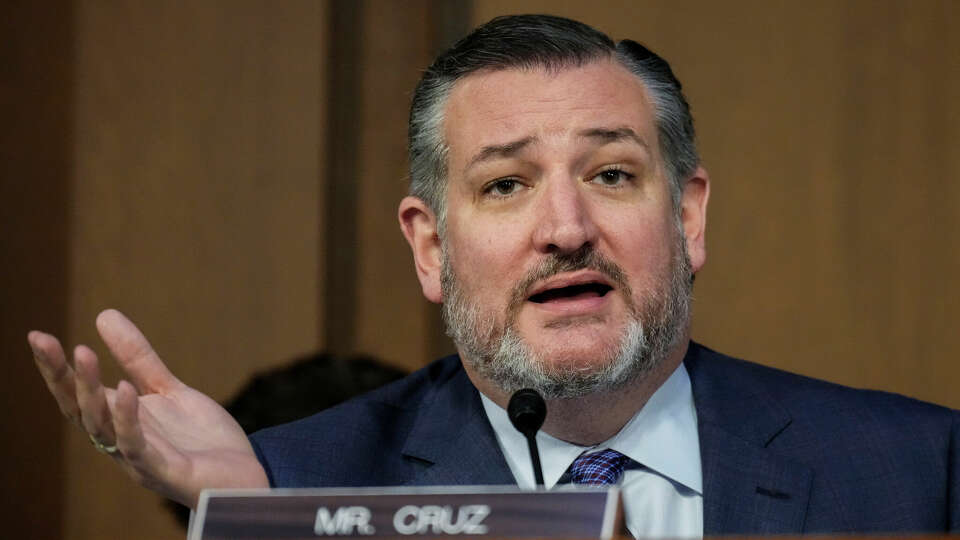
33 312 192 502
114 380 170 481
74 345 117 446
28 331 80 424
95 309 181 394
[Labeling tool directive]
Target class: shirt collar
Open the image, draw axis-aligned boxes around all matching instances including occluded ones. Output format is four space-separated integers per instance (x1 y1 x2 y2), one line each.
480 362 702 494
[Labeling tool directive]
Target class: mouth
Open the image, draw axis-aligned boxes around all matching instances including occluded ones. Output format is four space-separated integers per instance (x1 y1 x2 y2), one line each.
527 273 614 305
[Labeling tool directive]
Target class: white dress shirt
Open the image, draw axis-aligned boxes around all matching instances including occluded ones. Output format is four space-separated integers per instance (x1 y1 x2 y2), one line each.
480 363 703 539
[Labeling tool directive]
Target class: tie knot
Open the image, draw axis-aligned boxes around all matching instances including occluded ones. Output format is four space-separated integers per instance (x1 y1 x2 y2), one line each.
567 448 630 485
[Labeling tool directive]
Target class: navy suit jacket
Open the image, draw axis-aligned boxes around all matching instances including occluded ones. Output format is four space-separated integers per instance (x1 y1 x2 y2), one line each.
250 342 960 535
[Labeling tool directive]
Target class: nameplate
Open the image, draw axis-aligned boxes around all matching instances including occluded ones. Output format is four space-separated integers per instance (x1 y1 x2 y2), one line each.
188 486 622 540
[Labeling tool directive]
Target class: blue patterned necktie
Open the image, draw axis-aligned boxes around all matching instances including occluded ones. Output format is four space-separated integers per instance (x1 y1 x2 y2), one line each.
567 448 630 485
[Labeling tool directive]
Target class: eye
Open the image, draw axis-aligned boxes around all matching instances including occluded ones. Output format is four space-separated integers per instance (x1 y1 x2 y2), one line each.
590 167 635 186
483 178 523 197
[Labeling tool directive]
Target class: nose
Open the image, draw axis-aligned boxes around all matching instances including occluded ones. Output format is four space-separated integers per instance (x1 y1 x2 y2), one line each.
531 177 599 254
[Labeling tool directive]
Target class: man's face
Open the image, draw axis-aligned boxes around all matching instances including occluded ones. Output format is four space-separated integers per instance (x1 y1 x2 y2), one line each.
428 60 705 398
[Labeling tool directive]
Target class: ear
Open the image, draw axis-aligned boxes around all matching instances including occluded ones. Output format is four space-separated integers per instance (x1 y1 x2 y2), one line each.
680 167 710 274
398 196 443 303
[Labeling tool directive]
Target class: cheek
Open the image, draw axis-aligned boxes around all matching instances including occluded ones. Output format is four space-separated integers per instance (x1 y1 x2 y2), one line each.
449 209 529 262
604 215 677 287
445 217 528 293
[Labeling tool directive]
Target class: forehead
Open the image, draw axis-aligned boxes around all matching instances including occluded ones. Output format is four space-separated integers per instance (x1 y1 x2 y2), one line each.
442 60 659 169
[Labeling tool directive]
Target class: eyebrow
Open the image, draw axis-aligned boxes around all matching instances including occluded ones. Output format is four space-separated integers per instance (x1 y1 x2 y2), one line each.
578 127 649 149
465 136 535 172
462 127 649 173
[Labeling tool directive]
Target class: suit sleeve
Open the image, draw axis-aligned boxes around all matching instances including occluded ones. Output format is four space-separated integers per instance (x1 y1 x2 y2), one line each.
249 435 277 488
949 410 960 531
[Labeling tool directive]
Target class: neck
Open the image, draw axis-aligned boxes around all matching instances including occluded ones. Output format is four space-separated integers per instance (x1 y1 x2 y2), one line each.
464 340 689 446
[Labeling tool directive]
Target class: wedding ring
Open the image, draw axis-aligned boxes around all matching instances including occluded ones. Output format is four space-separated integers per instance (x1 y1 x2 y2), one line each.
88 432 118 454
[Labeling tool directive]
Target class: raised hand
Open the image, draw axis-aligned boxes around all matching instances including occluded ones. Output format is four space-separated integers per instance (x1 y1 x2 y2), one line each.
28 309 269 507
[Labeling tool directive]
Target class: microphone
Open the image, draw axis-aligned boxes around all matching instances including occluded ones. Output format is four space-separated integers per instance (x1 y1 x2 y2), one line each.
508 388 547 487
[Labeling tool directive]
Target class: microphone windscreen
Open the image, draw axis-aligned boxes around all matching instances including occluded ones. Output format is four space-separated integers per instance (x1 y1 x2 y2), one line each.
507 388 547 437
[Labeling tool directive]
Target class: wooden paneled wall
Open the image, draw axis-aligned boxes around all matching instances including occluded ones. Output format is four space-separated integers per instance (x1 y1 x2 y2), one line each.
326 0 471 367
64 3 327 538
1 3 72 538
351 0 470 368
3 1 958 539
65 3 326 538
5 1 327 538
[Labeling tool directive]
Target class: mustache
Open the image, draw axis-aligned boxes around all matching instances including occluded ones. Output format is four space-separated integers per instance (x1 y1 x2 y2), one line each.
507 246 632 313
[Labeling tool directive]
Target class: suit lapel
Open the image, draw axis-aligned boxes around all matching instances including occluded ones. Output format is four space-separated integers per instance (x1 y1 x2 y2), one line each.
400 361 515 486
686 344 813 535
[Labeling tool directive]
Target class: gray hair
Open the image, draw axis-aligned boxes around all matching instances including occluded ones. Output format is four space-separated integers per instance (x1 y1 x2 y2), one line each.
407 14 699 226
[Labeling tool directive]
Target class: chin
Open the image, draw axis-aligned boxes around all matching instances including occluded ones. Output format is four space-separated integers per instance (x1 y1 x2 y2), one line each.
529 343 621 373
501 327 649 399
523 327 625 367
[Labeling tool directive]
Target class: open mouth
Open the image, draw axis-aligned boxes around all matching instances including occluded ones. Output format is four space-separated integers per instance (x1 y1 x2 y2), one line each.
528 282 613 304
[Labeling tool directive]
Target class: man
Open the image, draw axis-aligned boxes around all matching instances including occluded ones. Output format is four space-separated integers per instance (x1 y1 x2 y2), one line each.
28 14 959 537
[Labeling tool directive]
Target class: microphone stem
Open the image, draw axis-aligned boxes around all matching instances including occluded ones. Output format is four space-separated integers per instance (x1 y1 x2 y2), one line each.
525 434 545 487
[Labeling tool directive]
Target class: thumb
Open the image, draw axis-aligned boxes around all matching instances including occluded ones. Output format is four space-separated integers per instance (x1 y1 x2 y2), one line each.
95 309 182 394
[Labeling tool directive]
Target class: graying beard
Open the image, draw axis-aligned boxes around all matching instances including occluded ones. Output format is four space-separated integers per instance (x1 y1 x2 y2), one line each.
440 234 691 399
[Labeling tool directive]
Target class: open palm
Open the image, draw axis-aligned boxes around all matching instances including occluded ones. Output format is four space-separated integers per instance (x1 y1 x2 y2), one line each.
29 309 269 507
